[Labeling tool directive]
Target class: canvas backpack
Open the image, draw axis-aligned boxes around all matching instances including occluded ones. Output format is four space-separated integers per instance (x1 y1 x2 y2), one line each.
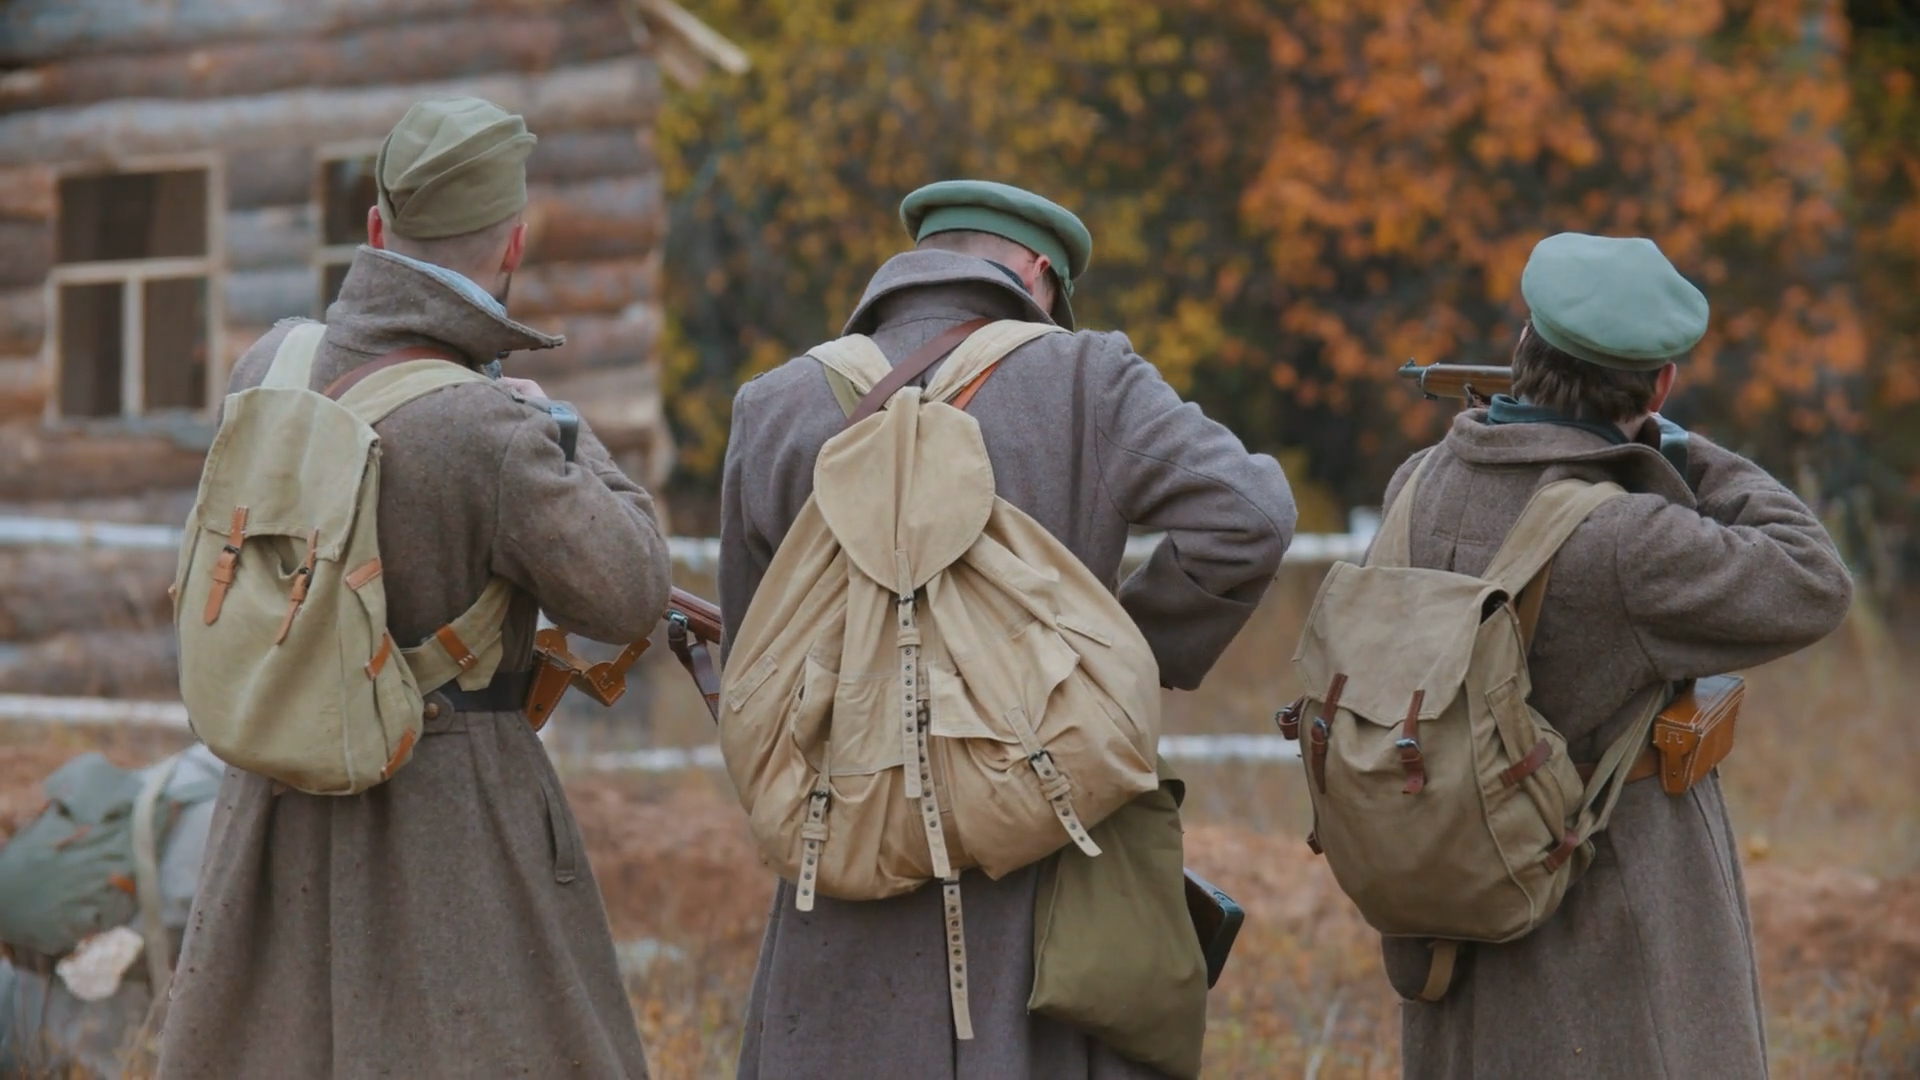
0 750 219 975
173 323 513 795
721 319 1163 1038
1286 456 1667 1001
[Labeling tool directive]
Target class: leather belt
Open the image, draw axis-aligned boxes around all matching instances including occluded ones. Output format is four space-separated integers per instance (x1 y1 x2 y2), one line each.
1576 745 1659 786
439 671 531 714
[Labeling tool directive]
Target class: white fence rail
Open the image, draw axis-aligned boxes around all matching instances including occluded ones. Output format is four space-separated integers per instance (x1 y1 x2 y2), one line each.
0 693 1299 770
0 516 1373 570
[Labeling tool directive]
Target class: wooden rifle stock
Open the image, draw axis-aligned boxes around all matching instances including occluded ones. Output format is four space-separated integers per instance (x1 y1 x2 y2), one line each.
1398 360 1514 406
665 588 723 722
667 587 723 645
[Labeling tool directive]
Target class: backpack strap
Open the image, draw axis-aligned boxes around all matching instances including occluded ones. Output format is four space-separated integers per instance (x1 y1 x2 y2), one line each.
400 577 516 695
261 322 326 390
1479 479 1626 599
332 357 489 426
813 319 1066 422
1364 453 1434 568
329 356 515 695
130 755 181 1003
843 318 991 427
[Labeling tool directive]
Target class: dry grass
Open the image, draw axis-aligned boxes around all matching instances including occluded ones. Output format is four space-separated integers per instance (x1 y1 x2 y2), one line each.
3 566 1916 1078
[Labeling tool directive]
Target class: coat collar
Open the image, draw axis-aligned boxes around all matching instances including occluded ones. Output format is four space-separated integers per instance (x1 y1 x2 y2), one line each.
1442 408 1696 508
842 250 1057 335
320 246 562 380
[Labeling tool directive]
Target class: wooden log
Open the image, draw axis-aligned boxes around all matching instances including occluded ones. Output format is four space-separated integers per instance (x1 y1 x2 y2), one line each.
0 0 574 64
0 166 55 221
0 290 44 357
528 129 656 185
523 174 663 264
0 423 209 501
0 8 637 113
0 58 661 167
226 146 314 211
0 629 178 699
226 266 316 326
509 256 658 320
0 358 45 422
0 221 51 289
0 547 174 642
506 305 662 382
226 205 315 270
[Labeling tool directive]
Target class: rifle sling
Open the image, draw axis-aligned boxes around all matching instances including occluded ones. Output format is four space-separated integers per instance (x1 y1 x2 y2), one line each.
844 318 992 429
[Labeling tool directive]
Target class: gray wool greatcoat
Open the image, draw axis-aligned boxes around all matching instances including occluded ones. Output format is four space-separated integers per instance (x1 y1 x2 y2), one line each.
156 247 671 1079
1379 410 1852 1080
718 250 1298 1080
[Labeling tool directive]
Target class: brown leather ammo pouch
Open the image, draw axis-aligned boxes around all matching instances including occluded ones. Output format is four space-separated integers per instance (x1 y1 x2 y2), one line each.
1651 674 1744 795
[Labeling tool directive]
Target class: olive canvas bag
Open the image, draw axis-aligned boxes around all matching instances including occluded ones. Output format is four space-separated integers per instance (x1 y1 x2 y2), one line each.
1287 458 1664 1000
721 320 1163 1038
173 323 512 796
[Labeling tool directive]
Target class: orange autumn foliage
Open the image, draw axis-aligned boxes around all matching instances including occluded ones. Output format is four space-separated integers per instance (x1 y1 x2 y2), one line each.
661 0 1915 520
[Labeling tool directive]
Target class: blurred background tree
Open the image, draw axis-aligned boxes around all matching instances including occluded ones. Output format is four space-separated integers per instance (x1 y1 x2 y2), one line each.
659 0 1916 575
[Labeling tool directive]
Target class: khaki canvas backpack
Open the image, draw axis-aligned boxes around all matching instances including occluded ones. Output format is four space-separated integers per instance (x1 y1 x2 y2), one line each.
173 323 513 796
722 320 1162 1037
1287 456 1666 1001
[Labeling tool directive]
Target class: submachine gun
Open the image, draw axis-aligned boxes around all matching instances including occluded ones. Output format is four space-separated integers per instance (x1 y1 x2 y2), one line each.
522 588 723 729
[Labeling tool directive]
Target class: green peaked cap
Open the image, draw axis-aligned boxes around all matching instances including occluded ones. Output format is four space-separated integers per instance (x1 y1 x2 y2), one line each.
377 97 537 240
900 179 1092 329
1520 232 1709 371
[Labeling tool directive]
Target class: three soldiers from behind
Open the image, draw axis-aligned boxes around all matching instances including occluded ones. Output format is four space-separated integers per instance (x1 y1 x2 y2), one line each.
1378 233 1852 1078
157 99 669 1079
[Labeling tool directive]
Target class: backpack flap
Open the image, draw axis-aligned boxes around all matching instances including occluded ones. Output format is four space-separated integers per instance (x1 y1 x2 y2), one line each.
1293 562 1498 730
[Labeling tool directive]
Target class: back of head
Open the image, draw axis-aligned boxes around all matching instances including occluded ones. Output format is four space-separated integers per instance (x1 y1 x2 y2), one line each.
899 180 1092 329
375 97 537 276
1515 231 1708 422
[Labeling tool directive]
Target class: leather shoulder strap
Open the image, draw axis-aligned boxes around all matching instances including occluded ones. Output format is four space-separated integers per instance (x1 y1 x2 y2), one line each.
261 323 326 390
333 358 490 428
844 317 991 429
322 345 454 401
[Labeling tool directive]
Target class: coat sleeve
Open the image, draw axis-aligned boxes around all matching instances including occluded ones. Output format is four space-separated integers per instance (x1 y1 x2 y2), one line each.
488 409 672 644
718 382 766 661
1614 434 1853 680
1092 339 1297 689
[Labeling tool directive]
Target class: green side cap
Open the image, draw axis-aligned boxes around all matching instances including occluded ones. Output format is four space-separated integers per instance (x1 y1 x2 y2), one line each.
377 97 537 240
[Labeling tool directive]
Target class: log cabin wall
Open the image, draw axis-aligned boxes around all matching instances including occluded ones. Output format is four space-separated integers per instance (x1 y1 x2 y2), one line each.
0 0 743 505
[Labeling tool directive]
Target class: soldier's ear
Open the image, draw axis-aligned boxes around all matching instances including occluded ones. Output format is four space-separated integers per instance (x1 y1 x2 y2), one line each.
1650 363 1677 413
366 206 387 249
501 221 528 274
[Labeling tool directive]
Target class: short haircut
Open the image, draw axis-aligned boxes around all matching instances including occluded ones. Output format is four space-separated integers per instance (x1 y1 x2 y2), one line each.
386 212 521 276
1511 322 1663 423
915 229 1062 295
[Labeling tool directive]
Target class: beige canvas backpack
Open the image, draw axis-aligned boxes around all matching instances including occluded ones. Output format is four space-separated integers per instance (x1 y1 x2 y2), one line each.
722 319 1163 1037
173 323 513 796
1287 456 1667 1000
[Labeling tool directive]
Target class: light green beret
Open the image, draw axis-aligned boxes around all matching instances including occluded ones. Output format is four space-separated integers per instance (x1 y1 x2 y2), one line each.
1520 232 1709 371
900 180 1092 329
376 97 537 240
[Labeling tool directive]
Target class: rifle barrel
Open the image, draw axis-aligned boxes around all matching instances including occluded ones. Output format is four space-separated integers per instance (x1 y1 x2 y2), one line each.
1398 361 1514 402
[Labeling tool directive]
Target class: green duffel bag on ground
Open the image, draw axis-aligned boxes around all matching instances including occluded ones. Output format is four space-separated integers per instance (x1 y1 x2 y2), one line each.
1029 757 1209 1080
